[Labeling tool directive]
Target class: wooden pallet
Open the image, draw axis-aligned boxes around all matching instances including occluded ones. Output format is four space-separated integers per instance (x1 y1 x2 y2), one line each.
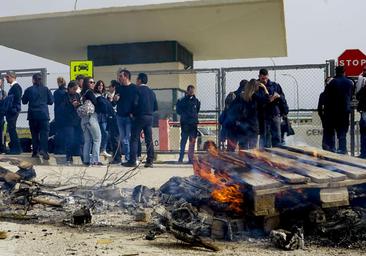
199 146 366 216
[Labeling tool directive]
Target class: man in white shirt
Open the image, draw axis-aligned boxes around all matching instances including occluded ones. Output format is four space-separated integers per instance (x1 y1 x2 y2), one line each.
355 66 366 93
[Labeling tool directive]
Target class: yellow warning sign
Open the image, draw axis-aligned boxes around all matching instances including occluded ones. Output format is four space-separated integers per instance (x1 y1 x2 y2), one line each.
70 60 93 80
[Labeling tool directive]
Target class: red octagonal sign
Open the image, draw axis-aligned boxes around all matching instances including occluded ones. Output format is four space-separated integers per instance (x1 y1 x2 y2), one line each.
338 49 366 77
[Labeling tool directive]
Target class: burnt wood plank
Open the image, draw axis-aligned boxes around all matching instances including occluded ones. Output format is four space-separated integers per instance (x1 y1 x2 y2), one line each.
242 150 346 183
200 154 282 191
319 188 349 208
267 147 366 180
239 170 282 191
225 152 309 184
282 145 366 169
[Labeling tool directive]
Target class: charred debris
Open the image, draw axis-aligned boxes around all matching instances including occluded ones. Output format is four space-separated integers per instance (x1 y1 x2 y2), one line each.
0 145 366 252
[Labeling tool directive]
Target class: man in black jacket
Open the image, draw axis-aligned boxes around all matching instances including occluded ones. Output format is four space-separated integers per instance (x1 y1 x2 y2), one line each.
113 69 138 163
258 69 288 148
176 85 200 164
356 81 366 158
324 66 353 154
124 73 158 168
53 77 67 154
5 71 22 154
22 73 54 160
318 77 334 151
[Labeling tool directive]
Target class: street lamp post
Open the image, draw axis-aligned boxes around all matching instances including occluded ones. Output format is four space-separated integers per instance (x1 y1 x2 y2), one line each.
282 74 300 125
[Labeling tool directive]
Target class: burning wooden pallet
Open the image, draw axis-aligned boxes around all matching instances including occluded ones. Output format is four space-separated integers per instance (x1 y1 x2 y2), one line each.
194 144 366 219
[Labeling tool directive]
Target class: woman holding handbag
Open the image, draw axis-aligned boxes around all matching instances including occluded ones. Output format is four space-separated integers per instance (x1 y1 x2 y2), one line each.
79 77 103 166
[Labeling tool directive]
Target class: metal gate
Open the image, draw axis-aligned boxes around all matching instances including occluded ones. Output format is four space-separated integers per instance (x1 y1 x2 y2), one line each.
0 68 47 128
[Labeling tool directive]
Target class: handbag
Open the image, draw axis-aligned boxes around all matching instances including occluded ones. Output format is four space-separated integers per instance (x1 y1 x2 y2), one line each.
77 90 95 118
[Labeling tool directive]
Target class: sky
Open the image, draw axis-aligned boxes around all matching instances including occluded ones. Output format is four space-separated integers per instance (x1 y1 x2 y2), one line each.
0 0 366 72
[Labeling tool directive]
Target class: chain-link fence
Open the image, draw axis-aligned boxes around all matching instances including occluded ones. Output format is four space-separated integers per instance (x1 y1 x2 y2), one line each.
221 64 332 150
46 69 220 152
7 63 362 155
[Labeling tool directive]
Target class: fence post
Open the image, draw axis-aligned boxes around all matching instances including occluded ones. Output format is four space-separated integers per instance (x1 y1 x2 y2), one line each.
41 68 47 86
217 69 226 150
326 59 336 77
159 119 170 151
351 98 356 156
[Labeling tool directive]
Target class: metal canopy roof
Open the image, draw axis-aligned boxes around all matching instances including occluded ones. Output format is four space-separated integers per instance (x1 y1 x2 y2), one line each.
0 0 287 64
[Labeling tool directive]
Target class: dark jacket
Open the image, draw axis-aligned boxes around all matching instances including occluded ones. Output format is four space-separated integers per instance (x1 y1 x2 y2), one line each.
95 94 114 123
132 85 158 117
357 85 366 112
115 83 138 117
54 86 67 125
324 75 353 118
236 90 270 135
176 95 200 125
81 89 97 106
7 83 22 116
317 91 326 120
261 80 288 118
22 84 53 120
59 93 81 127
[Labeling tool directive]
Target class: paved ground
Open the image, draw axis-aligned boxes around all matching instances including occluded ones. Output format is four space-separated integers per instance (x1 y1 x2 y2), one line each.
0 155 364 255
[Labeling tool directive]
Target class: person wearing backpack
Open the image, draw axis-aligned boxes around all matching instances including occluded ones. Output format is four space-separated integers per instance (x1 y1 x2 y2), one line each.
22 73 54 160
79 77 102 166
94 80 112 158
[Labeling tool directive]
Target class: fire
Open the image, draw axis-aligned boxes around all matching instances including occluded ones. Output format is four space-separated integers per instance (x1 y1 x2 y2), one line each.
193 148 244 214
211 184 244 213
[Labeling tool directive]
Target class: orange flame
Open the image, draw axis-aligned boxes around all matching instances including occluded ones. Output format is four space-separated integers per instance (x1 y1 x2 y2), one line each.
194 142 244 213
211 184 244 213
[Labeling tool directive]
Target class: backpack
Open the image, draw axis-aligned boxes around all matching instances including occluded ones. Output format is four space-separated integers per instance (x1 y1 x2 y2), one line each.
0 94 14 117
77 90 95 118
95 96 110 114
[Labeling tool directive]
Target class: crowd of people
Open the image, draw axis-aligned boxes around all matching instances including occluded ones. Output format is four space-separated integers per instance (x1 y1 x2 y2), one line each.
174 68 291 162
218 68 289 152
0 65 364 166
318 65 366 158
0 69 158 167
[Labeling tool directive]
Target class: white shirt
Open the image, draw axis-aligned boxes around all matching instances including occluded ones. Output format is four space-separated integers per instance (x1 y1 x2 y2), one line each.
356 74 366 93
10 80 18 86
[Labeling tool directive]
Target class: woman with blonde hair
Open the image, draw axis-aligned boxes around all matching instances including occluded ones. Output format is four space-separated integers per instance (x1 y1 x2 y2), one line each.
236 79 269 149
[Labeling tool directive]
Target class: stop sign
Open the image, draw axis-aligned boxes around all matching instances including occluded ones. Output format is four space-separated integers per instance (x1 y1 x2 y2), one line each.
338 49 366 77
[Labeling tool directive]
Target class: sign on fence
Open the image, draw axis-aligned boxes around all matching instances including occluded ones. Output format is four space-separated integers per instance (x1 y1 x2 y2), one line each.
338 49 366 77
70 60 93 80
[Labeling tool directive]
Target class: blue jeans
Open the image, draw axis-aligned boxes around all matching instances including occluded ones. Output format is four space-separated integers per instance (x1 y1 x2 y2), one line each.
130 116 154 164
179 124 197 163
262 115 282 148
99 121 108 152
81 113 101 164
117 116 132 161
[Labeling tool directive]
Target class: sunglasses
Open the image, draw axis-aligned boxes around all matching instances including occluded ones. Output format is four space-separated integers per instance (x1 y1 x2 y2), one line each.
89 81 95 84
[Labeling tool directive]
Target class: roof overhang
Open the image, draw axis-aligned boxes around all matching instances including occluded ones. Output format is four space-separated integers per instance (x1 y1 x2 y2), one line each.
0 0 287 65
